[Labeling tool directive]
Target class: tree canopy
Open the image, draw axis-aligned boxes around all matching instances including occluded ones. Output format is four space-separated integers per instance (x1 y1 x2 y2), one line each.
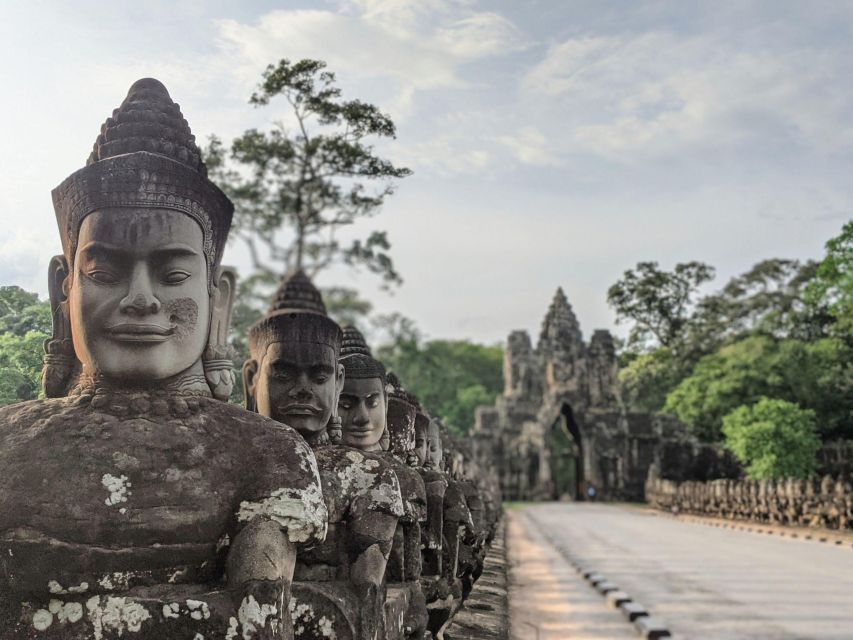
206 58 411 287
722 397 821 480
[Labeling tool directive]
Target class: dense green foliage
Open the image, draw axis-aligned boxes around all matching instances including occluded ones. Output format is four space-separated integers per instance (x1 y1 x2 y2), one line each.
0 286 51 406
722 398 821 480
610 222 853 475
607 261 715 350
376 333 503 435
206 58 410 287
663 336 852 441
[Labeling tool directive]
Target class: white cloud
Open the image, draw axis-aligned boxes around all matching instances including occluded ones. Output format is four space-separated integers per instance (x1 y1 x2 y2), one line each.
523 28 853 161
497 126 556 166
215 2 527 118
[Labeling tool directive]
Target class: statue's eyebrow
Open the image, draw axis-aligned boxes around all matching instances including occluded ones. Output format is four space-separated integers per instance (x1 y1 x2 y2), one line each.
77 242 200 258
150 244 201 258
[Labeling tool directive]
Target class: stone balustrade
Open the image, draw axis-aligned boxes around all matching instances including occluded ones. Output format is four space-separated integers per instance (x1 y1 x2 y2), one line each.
645 472 853 530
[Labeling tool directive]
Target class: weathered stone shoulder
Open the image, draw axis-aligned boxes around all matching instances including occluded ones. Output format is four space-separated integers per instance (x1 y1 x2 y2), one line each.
314 446 405 519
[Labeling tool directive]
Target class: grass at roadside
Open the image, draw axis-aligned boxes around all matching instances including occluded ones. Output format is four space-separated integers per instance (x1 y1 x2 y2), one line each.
503 501 533 511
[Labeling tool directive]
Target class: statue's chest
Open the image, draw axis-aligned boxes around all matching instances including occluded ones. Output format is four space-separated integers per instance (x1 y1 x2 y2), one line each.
0 411 240 547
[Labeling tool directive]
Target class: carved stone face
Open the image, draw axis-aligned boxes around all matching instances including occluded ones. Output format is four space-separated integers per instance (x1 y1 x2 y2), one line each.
250 341 343 435
414 414 428 467
338 377 387 450
68 208 210 381
426 420 443 469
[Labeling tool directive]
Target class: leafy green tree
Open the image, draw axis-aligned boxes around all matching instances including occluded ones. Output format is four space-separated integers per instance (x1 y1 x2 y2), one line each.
618 347 682 412
376 326 503 434
0 331 47 405
0 286 51 336
663 336 775 441
206 58 411 287
664 335 852 441
0 287 51 406
807 220 853 339
607 261 715 351
722 398 820 480
686 259 822 356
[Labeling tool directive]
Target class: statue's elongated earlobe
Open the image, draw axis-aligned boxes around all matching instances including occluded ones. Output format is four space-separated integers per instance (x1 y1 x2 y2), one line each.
42 255 78 397
204 266 237 401
242 359 258 413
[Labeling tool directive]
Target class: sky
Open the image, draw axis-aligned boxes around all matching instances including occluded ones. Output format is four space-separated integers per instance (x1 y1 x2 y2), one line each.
0 0 851 345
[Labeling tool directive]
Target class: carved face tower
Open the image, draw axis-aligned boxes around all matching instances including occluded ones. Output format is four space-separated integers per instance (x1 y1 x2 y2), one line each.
48 78 235 398
244 270 344 437
338 325 388 450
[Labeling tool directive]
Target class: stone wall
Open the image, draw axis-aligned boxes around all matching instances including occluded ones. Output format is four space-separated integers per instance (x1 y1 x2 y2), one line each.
645 470 853 530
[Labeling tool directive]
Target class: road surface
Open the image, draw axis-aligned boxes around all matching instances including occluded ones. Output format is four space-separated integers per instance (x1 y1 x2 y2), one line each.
509 503 853 640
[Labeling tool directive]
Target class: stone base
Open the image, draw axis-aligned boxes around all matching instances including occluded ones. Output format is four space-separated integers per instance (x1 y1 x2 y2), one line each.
1 586 271 640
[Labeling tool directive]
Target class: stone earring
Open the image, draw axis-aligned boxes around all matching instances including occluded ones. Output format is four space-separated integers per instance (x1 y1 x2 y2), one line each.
204 267 238 402
42 255 79 398
328 415 343 445
380 426 390 451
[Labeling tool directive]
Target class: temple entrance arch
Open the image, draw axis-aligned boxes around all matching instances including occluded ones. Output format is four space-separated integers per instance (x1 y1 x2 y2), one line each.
548 403 585 500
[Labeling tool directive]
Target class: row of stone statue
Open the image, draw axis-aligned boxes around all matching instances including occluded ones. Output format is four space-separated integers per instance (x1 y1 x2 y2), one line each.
0 78 500 639
646 470 853 530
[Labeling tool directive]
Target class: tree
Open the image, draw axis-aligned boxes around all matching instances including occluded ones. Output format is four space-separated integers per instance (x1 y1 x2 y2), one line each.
0 331 46 405
206 59 411 287
663 335 853 442
807 220 853 339
722 398 820 480
686 259 822 356
618 347 683 413
607 261 715 351
0 286 51 336
375 322 503 434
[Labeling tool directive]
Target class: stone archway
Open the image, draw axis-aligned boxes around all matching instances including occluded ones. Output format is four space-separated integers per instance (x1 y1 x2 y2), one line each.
548 403 585 500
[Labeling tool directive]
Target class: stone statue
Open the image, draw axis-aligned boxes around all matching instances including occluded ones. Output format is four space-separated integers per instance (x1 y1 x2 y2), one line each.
337 328 428 639
0 78 327 639
243 272 404 640
414 412 448 579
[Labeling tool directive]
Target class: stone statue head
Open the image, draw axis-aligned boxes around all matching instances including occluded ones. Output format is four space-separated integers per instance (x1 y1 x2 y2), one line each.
385 372 418 464
244 270 344 438
425 418 443 470
45 78 236 399
414 408 430 467
338 326 387 451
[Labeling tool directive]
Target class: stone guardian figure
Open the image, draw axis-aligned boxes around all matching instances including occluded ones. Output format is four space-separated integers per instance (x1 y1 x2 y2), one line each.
0 78 327 639
243 271 404 640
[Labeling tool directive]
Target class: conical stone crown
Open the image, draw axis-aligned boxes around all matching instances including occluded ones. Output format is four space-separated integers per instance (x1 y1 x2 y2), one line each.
341 326 372 357
268 269 327 316
88 78 206 175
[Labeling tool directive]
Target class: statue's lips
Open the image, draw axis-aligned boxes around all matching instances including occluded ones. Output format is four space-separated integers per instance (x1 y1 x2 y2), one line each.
279 404 321 416
347 426 375 435
106 323 175 343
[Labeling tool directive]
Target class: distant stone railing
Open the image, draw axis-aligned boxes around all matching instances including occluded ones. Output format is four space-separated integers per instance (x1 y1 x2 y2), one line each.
645 472 853 530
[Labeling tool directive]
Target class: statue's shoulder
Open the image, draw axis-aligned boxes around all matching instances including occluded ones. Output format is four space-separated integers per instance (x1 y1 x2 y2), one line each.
0 396 80 434
317 446 404 518
204 399 319 478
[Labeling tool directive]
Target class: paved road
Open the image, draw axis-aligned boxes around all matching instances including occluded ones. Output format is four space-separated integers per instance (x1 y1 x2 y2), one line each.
514 503 853 640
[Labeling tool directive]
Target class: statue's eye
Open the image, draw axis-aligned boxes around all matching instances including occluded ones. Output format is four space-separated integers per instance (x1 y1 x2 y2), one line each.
87 269 120 284
163 270 191 284
339 400 352 410
366 397 379 408
313 373 329 384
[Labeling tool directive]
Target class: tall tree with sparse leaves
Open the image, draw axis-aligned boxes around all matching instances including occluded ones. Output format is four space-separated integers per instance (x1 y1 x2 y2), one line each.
206 58 411 287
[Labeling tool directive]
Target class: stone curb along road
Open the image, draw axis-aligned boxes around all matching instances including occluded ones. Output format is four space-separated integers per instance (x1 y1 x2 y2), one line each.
444 519 509 640
539 527 673 640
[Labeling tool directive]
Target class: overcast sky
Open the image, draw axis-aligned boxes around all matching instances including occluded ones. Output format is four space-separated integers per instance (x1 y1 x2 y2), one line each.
1 0 850 345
